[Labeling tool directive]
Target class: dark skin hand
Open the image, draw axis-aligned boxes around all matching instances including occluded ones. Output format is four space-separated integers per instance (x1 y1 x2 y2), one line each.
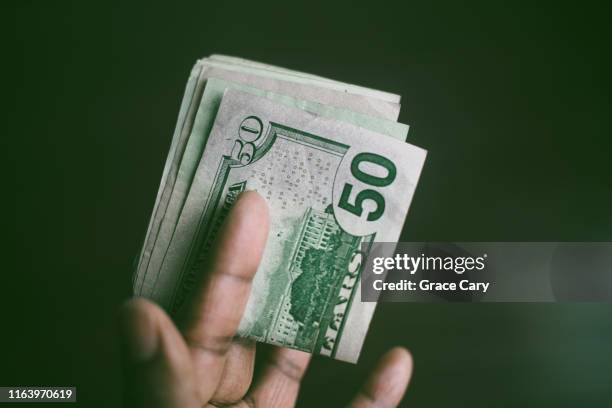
119 191 413 407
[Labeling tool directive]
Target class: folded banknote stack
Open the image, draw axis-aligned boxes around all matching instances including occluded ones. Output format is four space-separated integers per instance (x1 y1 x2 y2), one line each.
133 55 426 363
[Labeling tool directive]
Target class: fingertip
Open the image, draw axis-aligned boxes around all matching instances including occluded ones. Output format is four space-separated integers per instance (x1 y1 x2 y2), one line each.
385 346 413 374
120 296 158 314
240 190 268 208
119 297 160 363
353 347 413 407
120 298 199 407
236 190 268 212
234 190 269 226
120 297 166 328
384 347 413 392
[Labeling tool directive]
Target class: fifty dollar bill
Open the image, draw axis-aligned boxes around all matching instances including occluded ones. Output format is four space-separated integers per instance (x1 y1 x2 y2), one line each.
134 58 402 294
139 88 426 362
134 58 425 363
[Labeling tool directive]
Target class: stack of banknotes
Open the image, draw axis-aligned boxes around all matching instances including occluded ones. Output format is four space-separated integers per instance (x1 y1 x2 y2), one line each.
133 55 426 363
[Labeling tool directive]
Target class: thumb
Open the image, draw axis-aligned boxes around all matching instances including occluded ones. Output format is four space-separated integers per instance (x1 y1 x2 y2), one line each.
118 297 199 408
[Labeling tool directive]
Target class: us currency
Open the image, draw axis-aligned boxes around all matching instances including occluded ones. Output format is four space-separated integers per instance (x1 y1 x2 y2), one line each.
200 58 401 119
208 54 402 104
134 58 401 289
142 89 426 363
134 60 403 296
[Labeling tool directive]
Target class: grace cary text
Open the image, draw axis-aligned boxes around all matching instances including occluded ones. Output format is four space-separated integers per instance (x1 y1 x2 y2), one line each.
372 279 490 293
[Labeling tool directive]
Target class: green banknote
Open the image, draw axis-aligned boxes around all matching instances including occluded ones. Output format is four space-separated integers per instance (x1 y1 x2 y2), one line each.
135 75 409 303
208 54 402 104
134 59 402 292
140 89 426 363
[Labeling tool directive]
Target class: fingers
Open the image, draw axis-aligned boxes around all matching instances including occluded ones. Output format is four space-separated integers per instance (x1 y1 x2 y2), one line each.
209 339 256 405
119 297 199 408
348 347 413 408
178 191 269 403
245 347 312 407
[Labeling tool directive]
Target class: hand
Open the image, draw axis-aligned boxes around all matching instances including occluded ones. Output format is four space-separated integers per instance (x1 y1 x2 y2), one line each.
119 191 413 407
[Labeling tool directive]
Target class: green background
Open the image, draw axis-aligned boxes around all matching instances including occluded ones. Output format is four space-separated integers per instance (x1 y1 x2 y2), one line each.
10 1 612 406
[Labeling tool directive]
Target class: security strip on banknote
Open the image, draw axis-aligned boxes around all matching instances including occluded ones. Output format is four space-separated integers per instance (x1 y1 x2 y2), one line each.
134 56 426 363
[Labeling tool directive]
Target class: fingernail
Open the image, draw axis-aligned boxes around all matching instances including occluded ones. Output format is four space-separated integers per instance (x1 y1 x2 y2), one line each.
119 298 159 363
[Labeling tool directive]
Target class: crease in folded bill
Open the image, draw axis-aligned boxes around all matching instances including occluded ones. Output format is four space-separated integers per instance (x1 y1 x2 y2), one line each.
134 56 426 363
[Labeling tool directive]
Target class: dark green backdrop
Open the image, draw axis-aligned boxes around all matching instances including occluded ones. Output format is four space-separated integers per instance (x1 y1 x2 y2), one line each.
10 1 612 406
